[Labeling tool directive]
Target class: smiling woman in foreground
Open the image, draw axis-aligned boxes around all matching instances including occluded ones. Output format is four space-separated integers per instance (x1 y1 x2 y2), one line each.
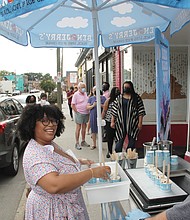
17 104 111 220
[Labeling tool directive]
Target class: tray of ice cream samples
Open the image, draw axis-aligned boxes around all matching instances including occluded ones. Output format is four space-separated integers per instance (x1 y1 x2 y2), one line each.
83 161 131 204
126 168 188 205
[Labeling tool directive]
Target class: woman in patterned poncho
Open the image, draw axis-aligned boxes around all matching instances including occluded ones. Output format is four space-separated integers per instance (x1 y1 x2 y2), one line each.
111 81 146 152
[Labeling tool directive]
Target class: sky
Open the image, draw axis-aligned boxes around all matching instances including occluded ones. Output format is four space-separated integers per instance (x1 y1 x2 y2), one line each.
0 36 81 77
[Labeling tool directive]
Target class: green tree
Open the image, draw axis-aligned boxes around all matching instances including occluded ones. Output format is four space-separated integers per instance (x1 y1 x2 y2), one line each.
43 73 53 81
40 79 56 94
0 70 15 77
24 72 43 81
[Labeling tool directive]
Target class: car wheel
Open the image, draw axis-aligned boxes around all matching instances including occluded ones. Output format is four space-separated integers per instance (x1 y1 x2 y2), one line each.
3 143 19 176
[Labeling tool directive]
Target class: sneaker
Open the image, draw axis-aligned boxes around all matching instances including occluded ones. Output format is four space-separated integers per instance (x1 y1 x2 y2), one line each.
81 141 90 147
75 143 82 150
90 146 96 150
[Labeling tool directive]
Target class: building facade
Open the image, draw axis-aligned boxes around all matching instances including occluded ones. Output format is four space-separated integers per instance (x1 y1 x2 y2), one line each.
75 32 190 151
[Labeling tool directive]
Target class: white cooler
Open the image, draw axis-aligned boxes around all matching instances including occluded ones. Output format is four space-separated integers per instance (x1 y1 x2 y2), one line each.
83 161 131 204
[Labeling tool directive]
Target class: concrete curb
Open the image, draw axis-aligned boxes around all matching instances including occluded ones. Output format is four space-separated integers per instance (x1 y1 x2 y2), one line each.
14 184 27 220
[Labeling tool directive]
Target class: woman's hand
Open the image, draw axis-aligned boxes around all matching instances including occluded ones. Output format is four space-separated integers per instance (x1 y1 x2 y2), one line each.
111 116 115 128
110 121 115 128
138 122 142 130
79 158 94 167
91 166 111 180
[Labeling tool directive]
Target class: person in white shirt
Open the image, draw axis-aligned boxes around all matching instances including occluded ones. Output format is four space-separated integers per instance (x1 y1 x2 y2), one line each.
40 93 50 106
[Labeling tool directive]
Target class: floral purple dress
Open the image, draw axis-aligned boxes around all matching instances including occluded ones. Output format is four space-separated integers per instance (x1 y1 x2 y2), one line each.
23 139 89 220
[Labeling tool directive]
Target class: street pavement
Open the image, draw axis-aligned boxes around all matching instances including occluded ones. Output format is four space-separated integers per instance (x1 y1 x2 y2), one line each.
14 101 111 220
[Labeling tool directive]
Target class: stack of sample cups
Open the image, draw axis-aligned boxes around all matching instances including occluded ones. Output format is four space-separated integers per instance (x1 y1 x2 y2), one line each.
163 150 170 166
155 150 163 167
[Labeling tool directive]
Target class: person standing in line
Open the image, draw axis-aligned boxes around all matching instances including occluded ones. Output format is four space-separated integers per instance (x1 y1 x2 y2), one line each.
87 89 106 150
102 87 121 158
87 86 96 135
66 86 74 121
26 95 36 105
111 81 146 152
26 95 32 105
102 82 110 99
102 82 110 141
40 93 50 106
17 104 111 220
71 82 90 150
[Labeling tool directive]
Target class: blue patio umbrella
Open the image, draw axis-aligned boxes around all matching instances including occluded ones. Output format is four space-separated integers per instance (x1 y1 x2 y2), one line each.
0 0 57 21
137 0 190 9
1 1 190 47
0 0 189 162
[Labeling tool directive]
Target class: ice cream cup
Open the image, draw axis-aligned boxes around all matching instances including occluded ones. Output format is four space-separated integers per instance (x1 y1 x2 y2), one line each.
144 165 149 174
171 155 178 165
151 171 158 181
149 167 157 180
146 164 154 178
110 175 121 183
99 178 108 183
88 177 97 184
160 179 172 192
154 173 162 186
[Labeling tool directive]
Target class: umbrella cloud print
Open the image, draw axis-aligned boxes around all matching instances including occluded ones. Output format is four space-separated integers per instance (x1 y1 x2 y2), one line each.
0 0 189 48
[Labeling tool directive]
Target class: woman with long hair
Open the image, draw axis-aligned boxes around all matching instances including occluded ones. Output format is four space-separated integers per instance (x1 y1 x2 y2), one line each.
102 87 121 158
111 81 146 152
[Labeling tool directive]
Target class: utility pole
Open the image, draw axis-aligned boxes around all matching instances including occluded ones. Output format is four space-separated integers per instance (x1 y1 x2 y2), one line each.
57 48 62 110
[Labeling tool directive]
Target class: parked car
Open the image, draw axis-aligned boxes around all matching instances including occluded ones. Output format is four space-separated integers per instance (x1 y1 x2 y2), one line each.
0 97 27 176
13 93 40 108
12 90 21 96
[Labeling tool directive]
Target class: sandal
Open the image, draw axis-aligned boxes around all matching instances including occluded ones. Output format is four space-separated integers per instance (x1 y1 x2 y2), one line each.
90 146 96 150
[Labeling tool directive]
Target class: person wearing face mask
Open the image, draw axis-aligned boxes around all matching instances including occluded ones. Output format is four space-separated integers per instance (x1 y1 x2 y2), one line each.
102 87 121 158
40 93 50 106
111 81 146 152
102 82 110 99
71 82 90 150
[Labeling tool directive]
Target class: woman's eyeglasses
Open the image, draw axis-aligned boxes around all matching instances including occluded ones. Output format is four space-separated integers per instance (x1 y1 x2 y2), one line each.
40 118 59 126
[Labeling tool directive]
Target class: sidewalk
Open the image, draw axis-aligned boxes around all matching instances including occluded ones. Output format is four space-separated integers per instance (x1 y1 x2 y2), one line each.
14 101 110 220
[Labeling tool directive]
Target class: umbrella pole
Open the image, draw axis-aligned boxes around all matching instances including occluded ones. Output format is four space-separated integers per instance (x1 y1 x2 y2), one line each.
92 6 103 163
